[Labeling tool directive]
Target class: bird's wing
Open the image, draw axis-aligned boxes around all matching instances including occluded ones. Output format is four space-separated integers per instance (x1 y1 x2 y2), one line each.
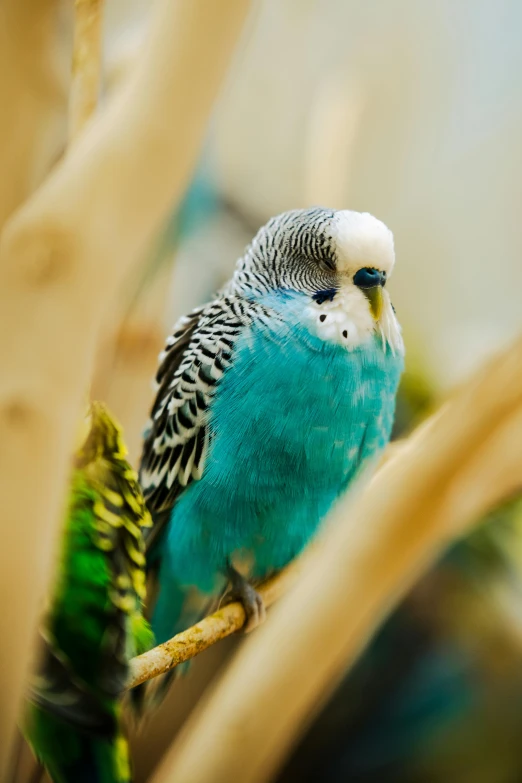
139 296 257 540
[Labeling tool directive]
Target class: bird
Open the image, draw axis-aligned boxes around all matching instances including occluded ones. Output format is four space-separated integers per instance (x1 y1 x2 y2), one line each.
138 206 404 695
23 402 154 783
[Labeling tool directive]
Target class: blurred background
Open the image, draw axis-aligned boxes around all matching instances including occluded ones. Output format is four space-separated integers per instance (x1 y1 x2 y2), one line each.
102 0 522 389
21 0 522 780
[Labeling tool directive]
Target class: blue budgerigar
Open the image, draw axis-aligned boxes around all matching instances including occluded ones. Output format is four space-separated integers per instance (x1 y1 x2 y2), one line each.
139 207 404 687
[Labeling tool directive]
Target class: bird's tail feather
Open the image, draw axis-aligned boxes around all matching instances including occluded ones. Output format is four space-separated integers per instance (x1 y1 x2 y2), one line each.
26 707 131 783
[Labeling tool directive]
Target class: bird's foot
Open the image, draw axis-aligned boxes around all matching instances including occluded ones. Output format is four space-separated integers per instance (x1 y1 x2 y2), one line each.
226 564 266 633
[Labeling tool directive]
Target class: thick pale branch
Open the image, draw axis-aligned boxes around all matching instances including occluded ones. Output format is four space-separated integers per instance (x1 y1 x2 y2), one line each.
0 0 250 772
151 336 522 783
91 263 174 465
0 0 67 235
128 564 301 689
69 0 105 143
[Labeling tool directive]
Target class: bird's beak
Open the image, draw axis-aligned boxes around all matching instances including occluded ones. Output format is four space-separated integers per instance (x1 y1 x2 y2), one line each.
363 286 384 321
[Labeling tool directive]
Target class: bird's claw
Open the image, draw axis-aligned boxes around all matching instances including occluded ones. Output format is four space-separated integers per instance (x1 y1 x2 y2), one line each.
227 564 266 633
240 582 266 632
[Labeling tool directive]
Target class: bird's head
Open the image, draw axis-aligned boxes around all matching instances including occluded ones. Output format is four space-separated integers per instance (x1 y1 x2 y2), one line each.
232 207 402 352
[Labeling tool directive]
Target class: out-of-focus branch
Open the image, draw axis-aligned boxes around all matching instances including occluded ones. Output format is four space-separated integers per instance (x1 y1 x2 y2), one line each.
0 0 250 773
92 317 165 464
0 0 67 235
128 564 301 689
69 0 105 143
91 263 173 466
151 336 522 783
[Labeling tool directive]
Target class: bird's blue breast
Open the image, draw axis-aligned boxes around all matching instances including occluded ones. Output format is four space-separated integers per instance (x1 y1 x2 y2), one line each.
164 292 403 592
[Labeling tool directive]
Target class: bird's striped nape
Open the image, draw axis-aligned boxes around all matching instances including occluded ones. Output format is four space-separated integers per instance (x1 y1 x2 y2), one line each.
231 207 338 297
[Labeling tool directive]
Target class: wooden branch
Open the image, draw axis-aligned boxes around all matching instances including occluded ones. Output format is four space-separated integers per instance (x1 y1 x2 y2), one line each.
69 0 105 143
128 564 301 689
91 263 173 466
0 0 67 235
0 0 250 773
150 336 522 783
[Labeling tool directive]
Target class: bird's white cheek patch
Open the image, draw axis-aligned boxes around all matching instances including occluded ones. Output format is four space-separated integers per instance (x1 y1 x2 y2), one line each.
304 288 375 349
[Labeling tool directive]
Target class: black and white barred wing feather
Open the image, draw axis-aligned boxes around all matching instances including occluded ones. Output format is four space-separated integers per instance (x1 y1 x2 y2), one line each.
139 297 252 523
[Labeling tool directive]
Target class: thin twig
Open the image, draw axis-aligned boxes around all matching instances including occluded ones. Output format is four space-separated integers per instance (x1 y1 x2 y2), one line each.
69 0 105 143
127 563 301 689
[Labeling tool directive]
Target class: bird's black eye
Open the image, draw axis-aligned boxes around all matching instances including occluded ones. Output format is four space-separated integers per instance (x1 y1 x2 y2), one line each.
353 267 386 288
321 255 336 272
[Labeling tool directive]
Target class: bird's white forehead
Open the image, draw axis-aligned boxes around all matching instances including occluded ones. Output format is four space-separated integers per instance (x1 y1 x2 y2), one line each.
329 210 395 275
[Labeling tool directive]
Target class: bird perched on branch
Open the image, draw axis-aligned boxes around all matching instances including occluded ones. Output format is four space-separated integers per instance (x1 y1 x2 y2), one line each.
139 207 404 698
24 403 154 783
